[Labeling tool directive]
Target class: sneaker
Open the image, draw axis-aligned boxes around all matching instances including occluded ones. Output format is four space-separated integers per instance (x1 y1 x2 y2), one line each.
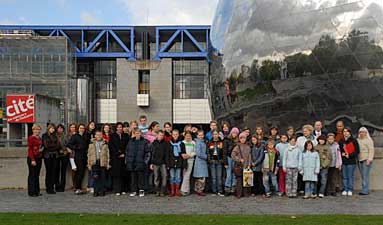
303 195 310 199
265 193 271 198
90 188 94 194
129 192 137 197
318 193 324 198
211 193 217 196
342 191 347 196
139 190 145 197
277 192 283 197
347 191 353 196
121 192 127 195
116 193 121 196
311 194 317 199
217 192 225 197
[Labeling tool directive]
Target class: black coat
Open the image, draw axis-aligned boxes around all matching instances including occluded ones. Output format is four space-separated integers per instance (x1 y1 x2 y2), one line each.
150 139 170 166
223 137 236 165
67 133 89 160
42 133 61 153
166 140 186 168
109 132 129 176
339 137 360 165
125 137 150 171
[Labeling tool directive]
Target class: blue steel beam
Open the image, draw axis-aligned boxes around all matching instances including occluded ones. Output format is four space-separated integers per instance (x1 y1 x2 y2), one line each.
183 29 205 52
85 30 106 52
58 30 81 52
108 30 131 53
159 29 181 53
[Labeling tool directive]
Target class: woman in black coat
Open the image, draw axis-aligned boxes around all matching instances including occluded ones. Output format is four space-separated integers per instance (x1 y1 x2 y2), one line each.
109 122 129 195
42 124 61 194
67 124 89 195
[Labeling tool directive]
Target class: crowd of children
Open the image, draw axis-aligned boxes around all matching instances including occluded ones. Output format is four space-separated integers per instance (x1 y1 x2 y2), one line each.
26 117 375 199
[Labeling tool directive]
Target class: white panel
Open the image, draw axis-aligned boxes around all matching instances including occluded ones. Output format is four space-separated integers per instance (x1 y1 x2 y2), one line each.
173 99 212 124
96 99 117 123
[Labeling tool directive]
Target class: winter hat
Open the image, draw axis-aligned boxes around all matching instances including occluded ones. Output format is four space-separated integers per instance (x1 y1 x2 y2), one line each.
239 132 247 139
230 127 240 135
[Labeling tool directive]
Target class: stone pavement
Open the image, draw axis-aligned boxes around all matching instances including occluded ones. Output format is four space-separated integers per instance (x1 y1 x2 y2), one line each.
0 190 382 215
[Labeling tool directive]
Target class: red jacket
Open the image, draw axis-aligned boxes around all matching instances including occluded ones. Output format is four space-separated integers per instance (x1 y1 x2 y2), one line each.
27 135 42 161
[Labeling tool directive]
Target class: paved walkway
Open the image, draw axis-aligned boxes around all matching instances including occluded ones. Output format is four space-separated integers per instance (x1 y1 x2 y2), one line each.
0 190 382 215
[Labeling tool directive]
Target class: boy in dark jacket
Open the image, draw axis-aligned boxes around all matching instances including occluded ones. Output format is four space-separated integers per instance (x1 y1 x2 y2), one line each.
208 130 225 196
150 130 170 196
262 140 280 197
125 128 150 197
166 129 186 197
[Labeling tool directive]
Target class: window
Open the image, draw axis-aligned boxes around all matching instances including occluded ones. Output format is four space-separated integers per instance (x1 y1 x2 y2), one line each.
138 70 150 94
94 60 116 99
173 60 208 99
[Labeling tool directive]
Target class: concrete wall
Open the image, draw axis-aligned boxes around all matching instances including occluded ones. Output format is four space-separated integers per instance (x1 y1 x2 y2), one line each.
1 148 383 191
116 58 173 126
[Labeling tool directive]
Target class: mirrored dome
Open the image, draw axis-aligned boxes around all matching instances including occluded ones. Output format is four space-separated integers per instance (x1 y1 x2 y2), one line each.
210 0 383 145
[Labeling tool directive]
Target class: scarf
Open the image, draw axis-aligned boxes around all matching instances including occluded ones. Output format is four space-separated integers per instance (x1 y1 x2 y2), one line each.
170 141 182 157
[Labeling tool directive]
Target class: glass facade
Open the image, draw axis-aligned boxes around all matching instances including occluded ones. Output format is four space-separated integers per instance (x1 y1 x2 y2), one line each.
0 36 76 146
210 0 383 146
173 59 209 99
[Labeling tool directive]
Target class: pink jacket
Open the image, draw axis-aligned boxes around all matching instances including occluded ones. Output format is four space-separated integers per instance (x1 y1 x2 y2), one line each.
329 142 342 169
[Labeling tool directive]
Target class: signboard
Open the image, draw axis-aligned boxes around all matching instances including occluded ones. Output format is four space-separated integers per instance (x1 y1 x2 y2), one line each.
6 95 35 123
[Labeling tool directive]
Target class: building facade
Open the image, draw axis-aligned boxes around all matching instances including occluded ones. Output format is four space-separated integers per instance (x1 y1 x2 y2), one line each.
0 25 212 147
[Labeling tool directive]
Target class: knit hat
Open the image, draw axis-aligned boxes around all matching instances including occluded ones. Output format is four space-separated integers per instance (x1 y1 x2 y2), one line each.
239 132 247 139
230 127 240 135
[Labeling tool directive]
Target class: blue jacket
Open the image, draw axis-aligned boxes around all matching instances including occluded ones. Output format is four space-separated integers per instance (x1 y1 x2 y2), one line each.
301 151 320 181
193 138 209 178
251 143 265 172
283 144 302 170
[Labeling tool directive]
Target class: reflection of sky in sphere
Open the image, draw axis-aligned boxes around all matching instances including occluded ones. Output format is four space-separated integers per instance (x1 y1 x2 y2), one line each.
211 0 383 75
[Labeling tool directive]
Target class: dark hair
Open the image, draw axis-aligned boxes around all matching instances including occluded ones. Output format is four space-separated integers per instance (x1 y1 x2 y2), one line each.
86 121 95 131
56 124 65 130
289 136 297 141
222 121 231 129
317 134 327 143
304 140 314 152
210 120 218 125
95 129 102 134
184 131 192 137
269 126 279 135
157 130 164 134
197 129 204 135
251 134 261 147
164 122 172 128
77 123 86 132
102 123 112 135
139 115 147 120
116 122 123 128
123 121 130 127
280 134 288 138
172 129 179 134
149 121 159 131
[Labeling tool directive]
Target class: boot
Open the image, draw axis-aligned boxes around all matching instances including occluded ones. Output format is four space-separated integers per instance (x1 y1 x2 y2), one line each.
175 184 181 197
169 184 175 197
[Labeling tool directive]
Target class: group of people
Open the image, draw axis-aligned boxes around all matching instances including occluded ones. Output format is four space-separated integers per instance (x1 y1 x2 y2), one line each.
27 117 375 199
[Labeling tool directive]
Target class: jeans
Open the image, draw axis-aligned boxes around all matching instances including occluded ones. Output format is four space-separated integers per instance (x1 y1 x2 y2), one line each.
87 170 94 189
305 181 316 196
359 161 372 194
169 168 181 184
342 164 356 192
27 157 42 196
224 157 236 191
44 156 58 192
319 168 328 195
210 161 223 193
263 171 279 194
92 163 106 194
153 164 167 193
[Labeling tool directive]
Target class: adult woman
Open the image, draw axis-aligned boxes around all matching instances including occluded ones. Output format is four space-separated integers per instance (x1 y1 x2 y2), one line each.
357 127 374 195
122 122 130 134
55 124 69 192
27 124 43 197
231 132 252 198
339 127 359 196
67 124 89 194
297 125 318 150
66 123 77 189
223 127 239 195
86 121 96 140
109 122 129 195
42 124 61 194
102 123 112 143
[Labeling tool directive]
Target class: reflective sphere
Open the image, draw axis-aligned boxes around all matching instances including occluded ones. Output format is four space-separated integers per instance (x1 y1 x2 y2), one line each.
210 0 383 145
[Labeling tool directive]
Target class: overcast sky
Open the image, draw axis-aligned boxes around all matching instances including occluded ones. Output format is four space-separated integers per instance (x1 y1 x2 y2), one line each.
0 0 218 25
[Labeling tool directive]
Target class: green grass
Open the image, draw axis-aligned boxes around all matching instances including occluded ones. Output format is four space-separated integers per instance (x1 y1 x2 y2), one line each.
1 213 383 225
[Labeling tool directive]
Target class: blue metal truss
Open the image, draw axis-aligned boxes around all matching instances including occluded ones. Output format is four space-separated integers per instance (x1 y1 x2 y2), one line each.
154 26 210 61
0 25 135 61
0 25 211 61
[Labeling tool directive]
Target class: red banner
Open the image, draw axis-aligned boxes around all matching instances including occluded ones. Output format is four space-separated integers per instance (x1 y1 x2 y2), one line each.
6 95 35 123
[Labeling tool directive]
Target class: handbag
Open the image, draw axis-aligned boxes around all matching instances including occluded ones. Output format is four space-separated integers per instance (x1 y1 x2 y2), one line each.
243 168 254 187
234 145 244 177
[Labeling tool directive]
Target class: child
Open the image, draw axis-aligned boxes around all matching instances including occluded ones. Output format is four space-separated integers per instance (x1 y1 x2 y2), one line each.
138 115 149 135
301 140 320 199
326 133 342 196
262 140 280 197
193 130 209 196
232 132 252 198
208 130 225 196
315 135 332 198
150 130 170 196
251 135 265 196
87 130 110 197
287 126 295 141
283 137 302 198
223 127 239 195
180 131 196 196
205 120 218 141
268 126 280 144
166 129 186 197
275 134 289 195
125 128 150 197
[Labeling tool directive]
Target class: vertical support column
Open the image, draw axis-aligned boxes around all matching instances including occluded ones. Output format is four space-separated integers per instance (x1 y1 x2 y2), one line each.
81 30 84 52
128 27 135 61
153 27 160 61
181 29 184 52
106 30 109 52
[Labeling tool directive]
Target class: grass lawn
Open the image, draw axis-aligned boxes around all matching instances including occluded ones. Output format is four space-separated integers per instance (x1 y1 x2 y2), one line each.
1 213 383 225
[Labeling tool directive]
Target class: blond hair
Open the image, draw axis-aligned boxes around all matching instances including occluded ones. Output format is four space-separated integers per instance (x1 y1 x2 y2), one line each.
32 124 42 130
302 124 314 133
